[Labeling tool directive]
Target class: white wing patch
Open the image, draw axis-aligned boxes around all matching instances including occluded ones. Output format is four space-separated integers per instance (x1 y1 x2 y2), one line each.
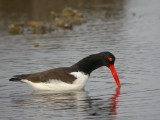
21 72 89 91
70 72 89 90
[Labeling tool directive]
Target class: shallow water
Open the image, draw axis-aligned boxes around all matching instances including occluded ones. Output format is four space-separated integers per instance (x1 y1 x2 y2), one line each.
1 0 160 120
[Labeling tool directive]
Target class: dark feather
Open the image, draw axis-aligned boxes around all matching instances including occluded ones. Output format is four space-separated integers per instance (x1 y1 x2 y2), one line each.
10 67 78 84
9 74 30 81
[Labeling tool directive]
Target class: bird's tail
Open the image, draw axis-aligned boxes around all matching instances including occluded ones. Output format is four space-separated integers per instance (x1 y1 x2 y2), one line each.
9 74 30 82
9 77 21 81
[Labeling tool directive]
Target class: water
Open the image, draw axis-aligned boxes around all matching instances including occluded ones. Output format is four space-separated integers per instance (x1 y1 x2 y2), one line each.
1 0 160 120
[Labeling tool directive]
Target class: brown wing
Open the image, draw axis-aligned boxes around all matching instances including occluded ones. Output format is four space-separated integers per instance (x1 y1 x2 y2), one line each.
10 67 78 84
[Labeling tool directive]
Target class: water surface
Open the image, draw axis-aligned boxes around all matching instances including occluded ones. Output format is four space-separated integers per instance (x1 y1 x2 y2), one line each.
0 0 160 120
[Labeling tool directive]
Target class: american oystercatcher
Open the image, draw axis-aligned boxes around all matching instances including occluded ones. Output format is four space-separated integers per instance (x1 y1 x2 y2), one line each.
9 52 121 91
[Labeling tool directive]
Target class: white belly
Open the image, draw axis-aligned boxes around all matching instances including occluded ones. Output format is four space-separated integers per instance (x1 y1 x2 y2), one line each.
21 72 89 91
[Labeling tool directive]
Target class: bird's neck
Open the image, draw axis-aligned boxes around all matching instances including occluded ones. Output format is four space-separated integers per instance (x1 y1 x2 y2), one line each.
72 54 104 75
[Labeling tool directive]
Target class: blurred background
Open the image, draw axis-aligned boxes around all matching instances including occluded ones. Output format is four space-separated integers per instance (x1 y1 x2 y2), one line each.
0 0 124 33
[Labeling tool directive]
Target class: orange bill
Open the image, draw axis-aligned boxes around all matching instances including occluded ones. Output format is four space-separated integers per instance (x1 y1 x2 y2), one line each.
109 65 121 87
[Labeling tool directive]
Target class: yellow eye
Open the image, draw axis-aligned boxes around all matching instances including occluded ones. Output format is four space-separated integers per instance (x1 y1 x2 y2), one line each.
108 57 113 62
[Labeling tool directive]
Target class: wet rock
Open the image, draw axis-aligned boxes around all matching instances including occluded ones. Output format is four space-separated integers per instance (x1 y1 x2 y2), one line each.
75 12 83 18
34 43 39 47
28 21 46 34
8 7 87 35
8 22 23 35
72 9 79 15
55 18 65 27
61 7 74 17
63 23 73 30
51 7 87 28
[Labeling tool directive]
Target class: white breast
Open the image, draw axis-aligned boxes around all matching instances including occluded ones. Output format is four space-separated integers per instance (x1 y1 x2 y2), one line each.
21 71 89 91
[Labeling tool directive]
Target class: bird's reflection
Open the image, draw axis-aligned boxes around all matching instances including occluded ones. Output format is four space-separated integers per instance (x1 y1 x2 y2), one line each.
84 88 121 118
11 88 121 119
110 88 121 115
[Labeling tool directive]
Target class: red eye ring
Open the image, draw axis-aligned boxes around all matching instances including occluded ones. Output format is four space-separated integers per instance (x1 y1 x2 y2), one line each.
108 57 113 62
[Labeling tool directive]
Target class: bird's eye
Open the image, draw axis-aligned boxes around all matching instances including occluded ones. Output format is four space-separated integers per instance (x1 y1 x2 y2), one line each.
108 57 113 62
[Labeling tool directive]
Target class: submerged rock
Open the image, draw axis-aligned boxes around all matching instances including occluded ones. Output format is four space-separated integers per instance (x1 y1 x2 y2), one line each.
61 8 74 17
55 18 65 27
34 43 39 47
51 7 87 29
63 23 73 30
28 21 47 34
8 7 87 35
8 22 23 35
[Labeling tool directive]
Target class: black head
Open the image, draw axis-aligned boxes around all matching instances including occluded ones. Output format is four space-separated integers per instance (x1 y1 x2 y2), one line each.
99 51 116 68
74 51 121 87
74 51 116 75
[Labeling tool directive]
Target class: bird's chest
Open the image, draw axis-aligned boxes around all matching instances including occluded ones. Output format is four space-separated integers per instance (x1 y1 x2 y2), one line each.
70 72 89 89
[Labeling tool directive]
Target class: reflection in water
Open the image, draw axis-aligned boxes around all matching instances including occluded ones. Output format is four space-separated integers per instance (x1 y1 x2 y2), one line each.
110 88 121 115
85 88 121 119
11 88 121 119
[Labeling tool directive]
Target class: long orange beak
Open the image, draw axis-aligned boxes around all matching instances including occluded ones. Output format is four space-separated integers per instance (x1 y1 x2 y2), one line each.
109 65 121 87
